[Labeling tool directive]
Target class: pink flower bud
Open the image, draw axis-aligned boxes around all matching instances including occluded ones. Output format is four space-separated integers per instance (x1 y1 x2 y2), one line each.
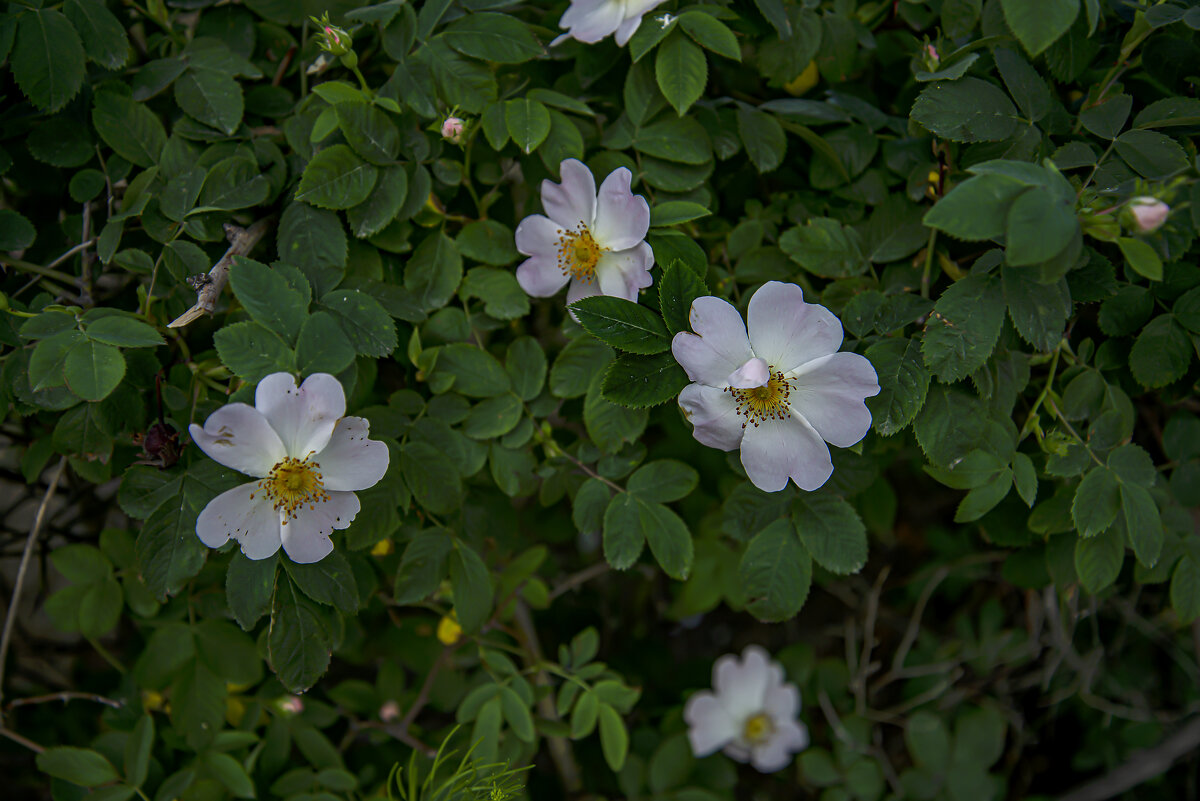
926 44 939 63
1128 196 1169 233
441 117 465 142
379 700 401 722
279 696 304 714
325 26 339 45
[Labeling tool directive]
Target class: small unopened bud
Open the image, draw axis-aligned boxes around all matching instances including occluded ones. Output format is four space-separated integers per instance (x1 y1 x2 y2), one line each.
441 116 465 144
379 700 401 722
1127 196 1169 234
925 44 939 63
278 695 304 714
310 14 352 57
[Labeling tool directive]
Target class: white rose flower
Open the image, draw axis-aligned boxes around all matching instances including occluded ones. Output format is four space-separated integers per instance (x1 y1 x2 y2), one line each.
1127 196 1169 234
684 645 809 772
514 158 654 306
189 372 389 564
671 281 880 493
553 0 669 46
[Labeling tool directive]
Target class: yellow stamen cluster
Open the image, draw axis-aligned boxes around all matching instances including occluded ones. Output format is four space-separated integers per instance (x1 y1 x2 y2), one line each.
743 712 775 744
556 223 604 283
252 456 329 523
725 369 793 428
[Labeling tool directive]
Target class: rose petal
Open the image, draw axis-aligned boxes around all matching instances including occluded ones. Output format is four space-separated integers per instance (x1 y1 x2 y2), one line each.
614 14 641 46
195 482 282 560
517 255 571 297
515 213 563 258
542 158 597 227
559 0 626 44
763 681 800 722
683 692 739 757
567 276 602 305
279 490 360 564
189 404 286 478
728 357 769 389
749 720 808 773
592 168 649 250
740 415 833 492
671 296 753 385
595 242 653 302
747 281 843 374
713 645 773 719
789 352 880 447
679 383 744 451
256 372 346 458
313 417 390 491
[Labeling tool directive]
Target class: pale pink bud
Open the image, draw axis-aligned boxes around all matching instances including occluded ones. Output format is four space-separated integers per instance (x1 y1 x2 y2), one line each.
441 117 465 142
279 696 304 714
1128 196 1169 233
926 44 939 63
379 700 401 722
325 26 339 45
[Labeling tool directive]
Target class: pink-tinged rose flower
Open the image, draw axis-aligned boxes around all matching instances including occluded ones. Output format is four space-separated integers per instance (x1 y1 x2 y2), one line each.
684 645 809 773
514 158 653 306
441 116 465 143
671 282 880 493
189 373 389 564
1128 196 1169 233
554 0 669 46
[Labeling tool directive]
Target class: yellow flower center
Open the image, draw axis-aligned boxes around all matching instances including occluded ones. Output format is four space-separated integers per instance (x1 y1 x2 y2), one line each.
556 224 605 283
725 368 793 428
743 713 774 744
253 456 329 522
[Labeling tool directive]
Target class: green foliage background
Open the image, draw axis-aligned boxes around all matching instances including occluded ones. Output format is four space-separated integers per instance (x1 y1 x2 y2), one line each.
1 0 1199 799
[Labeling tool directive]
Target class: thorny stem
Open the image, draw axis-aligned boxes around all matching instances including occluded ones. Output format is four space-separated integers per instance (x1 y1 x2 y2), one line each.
920 228 937 298
1046 396 1105 467
1020 341 1063 441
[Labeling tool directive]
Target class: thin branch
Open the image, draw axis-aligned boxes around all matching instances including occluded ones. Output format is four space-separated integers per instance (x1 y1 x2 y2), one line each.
548 562 609 601
167 218 273 328
0 457 68 711
1058 716 1200 801
0 726 44 753
6 691 123 711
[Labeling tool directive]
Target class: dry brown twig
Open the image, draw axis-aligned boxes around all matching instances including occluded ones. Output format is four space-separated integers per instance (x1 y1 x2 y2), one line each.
167 218 273 329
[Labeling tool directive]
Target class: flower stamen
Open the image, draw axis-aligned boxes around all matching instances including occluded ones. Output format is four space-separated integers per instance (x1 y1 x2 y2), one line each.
556 222 605 283
725 368 792 428
252 456 329 522
743 713 775 745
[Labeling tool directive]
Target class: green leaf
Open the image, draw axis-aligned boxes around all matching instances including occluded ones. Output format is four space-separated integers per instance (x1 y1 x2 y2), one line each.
37 747 120 787
296 311 356 375
229 257 308 344
1072 466 1120 537
865 338 930 436
1079 94 1132 139
449 540 493 633
678 11 740 60
319 289 397 357
443 12 543 63
13 10 85 112
226 552 276 631
1116 236 1163 282
571 296 671 355
1004 189 1079 267
461 267 529 320
269 577 333 693
283 551 358 614
1121 483 1162 568
84 316 164 349
197 157 270 211
171 661 225 750
642 501 693 580
954 467 1013 522
924 173 1026 242
394 529 452 604
92 92 167 168
63 339 125 401
0 209 37 251
650 202 712 227
633 117 712 165
921 272 1004 382
124 715 154 787
401 442 463 515
433 343 511 397
175 68 244 135
655 31 707 116
506 98 551 154
500 686 536 743
601 351 689 408
779 217 869 278
1003 269 1071 352
348 165 408 238
405 231 463 311
658 261 708 335
628 460 699 503
994 47 1051 123
213 321 296 383
737 108 786 173
907 712 951 770
911 77 1020 142
65 0 129 69
1114 129 1190 179
336 101 401 164
551 336 614 398
793 494 868 574
279 203 347 293
505 336 547 401
602 494 646 571
297 145 379 210
462 394 523 439
204 752 255 799
457 219 520 266
1075 524 1123 594
1000 0 1078 56
1170 555 1200 624
739 518 812 622
1130 315 1191 389
597 703 630 772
